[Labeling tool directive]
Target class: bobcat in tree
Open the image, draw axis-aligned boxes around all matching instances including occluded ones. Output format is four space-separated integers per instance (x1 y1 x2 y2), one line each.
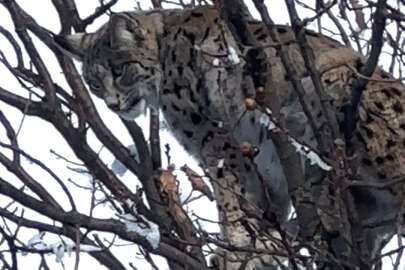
56 5 405 269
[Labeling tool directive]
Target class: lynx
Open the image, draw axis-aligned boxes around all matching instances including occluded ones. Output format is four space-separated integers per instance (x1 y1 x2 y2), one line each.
56 5 405 269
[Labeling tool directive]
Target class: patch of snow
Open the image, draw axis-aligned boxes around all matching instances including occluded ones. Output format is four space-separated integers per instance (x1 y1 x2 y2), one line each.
79 244 102 252
27 232 47 250
111 144 139 176
290 138 332 171
50 242 65 262
125 198 136 212
259 114 276 131
111 159 127 176
26 235 102 262
217 159 224 169
212 58 220 66
259 114 270 126
228 46 240 64
64 239 74 257
121 214 160 249
128 144 138 157
267 121 276 130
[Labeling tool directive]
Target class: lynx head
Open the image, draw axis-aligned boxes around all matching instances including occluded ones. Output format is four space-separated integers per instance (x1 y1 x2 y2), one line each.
55 13 162 120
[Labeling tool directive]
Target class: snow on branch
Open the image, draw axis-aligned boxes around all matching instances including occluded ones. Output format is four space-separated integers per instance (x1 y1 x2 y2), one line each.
289 137 332 171
259 112 332 171
26 233 102 263
111 144 139 176
227 46 240 64
120 213 160 249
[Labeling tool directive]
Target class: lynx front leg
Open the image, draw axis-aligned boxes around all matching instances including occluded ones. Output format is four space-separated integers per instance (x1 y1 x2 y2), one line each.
201 134 284 270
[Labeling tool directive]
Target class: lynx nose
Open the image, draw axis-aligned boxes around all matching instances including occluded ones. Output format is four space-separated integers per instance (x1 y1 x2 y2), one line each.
107 102 120 111
105 95 120 111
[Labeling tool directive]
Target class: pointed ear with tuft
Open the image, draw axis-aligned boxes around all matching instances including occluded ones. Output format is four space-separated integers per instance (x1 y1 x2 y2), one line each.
54 33 93 62
108 14 139 49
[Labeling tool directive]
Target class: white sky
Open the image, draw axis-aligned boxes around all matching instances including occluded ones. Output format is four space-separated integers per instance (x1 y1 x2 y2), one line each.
0 0 403 269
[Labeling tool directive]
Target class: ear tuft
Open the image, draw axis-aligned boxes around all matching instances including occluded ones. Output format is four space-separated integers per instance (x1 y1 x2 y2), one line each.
54 33 89 61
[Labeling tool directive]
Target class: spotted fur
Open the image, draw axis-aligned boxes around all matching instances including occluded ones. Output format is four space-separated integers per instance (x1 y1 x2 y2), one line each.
56 6 405 269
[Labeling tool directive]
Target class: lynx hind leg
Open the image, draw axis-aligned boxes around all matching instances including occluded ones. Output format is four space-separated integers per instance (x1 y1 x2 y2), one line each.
253 138 291 221
232 110 291 223
203 137 283 270
316 47 405 181
295 48 404 256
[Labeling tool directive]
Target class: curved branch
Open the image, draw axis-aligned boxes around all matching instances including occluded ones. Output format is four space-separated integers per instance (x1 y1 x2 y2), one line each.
0 142 75 211
58 57 172 230
0 111 20 163
0 176 209 270
0 226 18 270
82 0 119 28
0 152 60 208
343 0 387 149
0 208 127 270
284 0 340 142
1 0 57 106
251 0 327 154
0 25 23 67
0 86 43 115
0 207 64 234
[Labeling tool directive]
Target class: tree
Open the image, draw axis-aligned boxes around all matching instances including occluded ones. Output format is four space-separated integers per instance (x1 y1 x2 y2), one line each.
0 0 404 269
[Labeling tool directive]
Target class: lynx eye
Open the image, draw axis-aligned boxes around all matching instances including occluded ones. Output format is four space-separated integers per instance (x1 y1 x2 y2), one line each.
91 82 101 89
88 80 102 93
